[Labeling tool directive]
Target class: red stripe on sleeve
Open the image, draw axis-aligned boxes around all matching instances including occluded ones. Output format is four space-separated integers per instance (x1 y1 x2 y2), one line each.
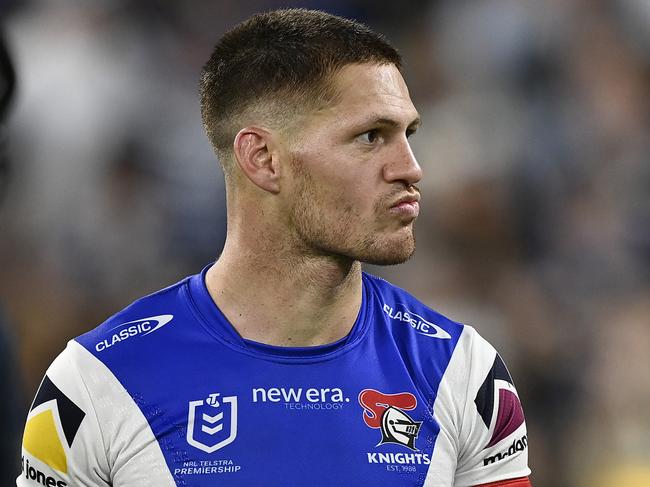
475 477 532 487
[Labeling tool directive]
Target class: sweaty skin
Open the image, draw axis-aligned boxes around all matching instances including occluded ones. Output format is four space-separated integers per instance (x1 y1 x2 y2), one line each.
206 63 422 347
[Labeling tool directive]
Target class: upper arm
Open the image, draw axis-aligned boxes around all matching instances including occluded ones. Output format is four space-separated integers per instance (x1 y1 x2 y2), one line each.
455 328 531 485
426 325 531 487
16 342 111 486
17 340 176 487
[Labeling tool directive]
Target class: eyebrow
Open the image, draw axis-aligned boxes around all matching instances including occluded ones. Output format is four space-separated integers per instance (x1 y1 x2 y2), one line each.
369 116 421 131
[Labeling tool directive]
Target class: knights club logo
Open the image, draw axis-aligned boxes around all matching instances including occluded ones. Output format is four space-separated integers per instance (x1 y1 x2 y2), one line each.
187 393 238 453
358 389 422 450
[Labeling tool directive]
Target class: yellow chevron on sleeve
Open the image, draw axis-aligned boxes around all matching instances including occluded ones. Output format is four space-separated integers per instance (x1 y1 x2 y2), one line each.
23 409 68 474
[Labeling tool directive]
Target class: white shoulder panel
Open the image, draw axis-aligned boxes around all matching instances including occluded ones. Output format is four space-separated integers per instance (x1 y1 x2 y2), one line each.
424 326 530 487
17 341 176 487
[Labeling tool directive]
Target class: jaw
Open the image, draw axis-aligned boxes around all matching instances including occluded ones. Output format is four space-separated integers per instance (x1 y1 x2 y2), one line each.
348 224 417 266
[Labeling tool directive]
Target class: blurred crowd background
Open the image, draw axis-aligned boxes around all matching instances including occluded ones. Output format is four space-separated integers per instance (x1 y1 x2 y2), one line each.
0 0 648 485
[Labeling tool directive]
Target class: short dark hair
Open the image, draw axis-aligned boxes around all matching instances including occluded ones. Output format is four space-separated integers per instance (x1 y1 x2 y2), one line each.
199 8 401 168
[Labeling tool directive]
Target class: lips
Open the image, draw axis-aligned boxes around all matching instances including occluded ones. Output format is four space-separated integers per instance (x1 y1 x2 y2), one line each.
391 198 418 208
390 193 420 208
389 193 420 218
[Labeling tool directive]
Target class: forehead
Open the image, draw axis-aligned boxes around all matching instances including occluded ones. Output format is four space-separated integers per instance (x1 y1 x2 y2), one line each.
318 63 418 126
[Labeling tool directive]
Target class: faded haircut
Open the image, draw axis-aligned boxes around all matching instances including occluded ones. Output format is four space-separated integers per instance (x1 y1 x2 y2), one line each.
199 8 401 174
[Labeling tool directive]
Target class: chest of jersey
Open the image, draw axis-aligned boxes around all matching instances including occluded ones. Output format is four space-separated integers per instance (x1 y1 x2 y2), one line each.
76 274 463 486
113 337 445 487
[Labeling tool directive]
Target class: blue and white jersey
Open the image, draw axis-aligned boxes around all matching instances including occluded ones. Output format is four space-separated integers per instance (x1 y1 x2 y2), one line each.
18 267 530 486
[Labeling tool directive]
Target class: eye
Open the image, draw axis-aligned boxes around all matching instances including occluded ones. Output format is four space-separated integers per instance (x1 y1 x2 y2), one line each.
357 129 382 145
406 127 417 139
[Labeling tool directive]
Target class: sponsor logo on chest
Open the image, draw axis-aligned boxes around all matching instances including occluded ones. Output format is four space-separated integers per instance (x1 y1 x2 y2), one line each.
175 386 436 481
252 386 350 410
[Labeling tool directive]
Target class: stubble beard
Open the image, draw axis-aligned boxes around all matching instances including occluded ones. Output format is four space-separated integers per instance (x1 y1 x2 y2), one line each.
288 159 417 266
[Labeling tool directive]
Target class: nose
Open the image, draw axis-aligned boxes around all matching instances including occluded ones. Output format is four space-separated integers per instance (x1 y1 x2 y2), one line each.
382 137 423 186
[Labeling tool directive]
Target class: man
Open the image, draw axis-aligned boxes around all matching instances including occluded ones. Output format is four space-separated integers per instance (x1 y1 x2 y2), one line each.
17 9 531 486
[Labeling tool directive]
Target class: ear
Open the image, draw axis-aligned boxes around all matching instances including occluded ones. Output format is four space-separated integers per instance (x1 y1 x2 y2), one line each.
233 127 281 194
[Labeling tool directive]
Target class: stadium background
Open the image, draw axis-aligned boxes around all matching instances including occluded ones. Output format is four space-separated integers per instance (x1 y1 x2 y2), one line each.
0 1 648 485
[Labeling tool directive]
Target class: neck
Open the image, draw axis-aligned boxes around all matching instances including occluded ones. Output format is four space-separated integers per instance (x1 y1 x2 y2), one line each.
205 235 363 347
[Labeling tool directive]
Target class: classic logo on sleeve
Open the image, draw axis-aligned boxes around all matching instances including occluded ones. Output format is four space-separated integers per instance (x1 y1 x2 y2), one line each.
187 393 238 454
95 314 174 352
21 375 85 484
382 303 451 339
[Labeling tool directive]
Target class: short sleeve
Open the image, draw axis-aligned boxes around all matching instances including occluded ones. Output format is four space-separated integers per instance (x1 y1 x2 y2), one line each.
16 342 111 486
16 341 175 487
455 327 530 486
424 326 531 486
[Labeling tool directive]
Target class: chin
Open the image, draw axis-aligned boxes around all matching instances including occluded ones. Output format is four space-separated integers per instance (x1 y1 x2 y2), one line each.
361 253 414 266
355 233 416 266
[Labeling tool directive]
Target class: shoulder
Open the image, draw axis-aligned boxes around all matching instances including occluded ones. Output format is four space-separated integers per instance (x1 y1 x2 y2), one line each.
18 338 176 486
362 273 525 427
362 273 491 408
74 275 194 357
362 272 466 342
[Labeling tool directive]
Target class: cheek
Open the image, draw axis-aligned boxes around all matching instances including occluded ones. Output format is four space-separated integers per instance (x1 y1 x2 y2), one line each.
328 183 373 220
294 151 379 219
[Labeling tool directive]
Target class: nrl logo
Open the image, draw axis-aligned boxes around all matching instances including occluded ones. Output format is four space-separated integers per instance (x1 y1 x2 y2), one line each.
359 389 422 451
186 393 238 453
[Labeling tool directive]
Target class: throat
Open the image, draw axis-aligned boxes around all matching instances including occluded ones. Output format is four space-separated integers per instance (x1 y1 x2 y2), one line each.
205 257 363 348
